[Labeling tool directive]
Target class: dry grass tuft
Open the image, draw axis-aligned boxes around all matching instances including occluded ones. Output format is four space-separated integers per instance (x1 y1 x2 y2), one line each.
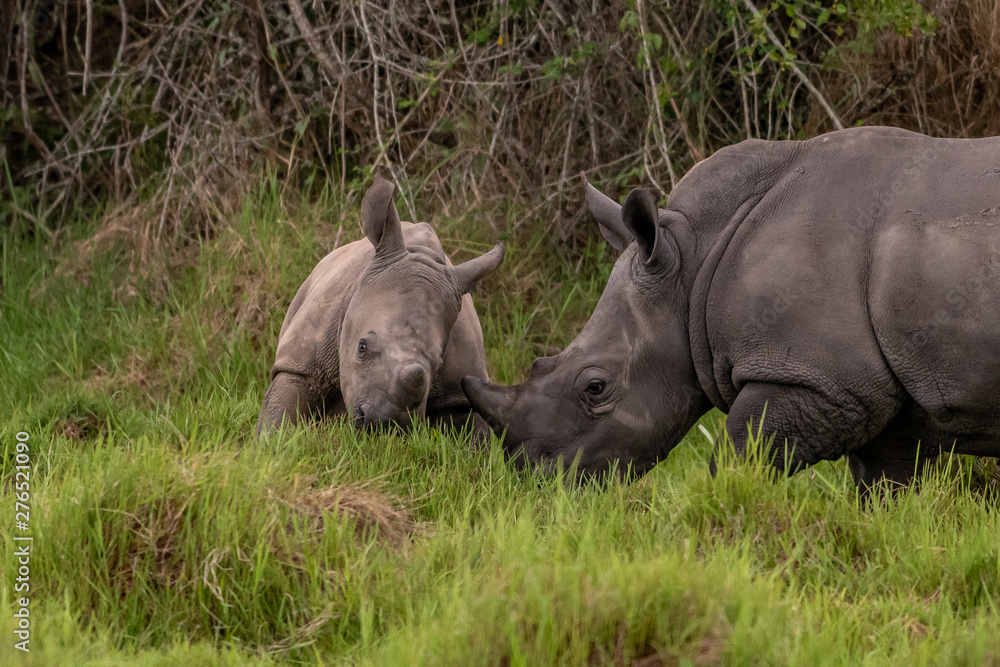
102 469 418 604
295 480 420 551
110 494 193 593
82 349 167 407
262 603 338 657
53 195 218 300
59 412 106 442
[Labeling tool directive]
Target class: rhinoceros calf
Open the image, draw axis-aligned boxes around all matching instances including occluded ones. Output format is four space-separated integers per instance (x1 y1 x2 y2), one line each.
463 126 1000 492
258 176 503 436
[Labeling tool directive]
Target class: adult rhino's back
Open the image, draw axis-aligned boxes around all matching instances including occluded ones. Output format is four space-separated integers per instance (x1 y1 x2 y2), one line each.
690 127 1000 478
697 129 1000 409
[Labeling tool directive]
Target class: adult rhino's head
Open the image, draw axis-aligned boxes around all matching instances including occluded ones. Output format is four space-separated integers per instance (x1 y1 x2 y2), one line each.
462 181 710 476
341 176 504 430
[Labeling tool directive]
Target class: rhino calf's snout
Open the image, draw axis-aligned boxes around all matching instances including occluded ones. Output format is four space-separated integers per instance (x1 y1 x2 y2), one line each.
398 361 428 391
393 361 430 407
353 401 412 431
353 402 373 430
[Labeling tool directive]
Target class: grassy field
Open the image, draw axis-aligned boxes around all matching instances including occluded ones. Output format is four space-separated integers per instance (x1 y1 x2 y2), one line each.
2 181 1000 666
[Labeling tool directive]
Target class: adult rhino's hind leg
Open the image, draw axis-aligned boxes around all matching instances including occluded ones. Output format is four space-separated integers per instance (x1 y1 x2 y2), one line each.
718 381 899 479
846 404 938 500
256 372 329 436
847 450 931 501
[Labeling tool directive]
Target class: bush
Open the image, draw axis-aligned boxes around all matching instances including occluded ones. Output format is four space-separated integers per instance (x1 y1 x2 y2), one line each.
2 0 996 248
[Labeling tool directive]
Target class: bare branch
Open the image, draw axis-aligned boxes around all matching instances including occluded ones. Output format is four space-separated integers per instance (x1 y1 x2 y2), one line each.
737 0 844 131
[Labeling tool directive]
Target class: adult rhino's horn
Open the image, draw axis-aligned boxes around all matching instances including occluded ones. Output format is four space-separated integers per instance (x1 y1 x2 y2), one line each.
461 376 515 435
583 173 629 252
454 242 505 294
360 175 405 257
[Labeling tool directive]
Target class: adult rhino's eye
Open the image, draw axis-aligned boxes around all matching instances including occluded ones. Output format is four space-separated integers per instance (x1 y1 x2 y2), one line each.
357 339 368 357
586 379 606 395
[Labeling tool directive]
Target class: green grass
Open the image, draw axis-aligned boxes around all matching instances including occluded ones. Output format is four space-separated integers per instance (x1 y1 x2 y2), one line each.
2 181 1000 666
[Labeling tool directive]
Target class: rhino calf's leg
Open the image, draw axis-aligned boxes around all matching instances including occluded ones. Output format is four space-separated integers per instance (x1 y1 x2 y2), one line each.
256 372 330 436
721 381 899 476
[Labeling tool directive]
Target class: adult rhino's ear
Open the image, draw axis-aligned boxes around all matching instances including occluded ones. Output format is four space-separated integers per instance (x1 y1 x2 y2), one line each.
584 176 629 252
360 175 405 257
454 243 505 294
622 188 677 272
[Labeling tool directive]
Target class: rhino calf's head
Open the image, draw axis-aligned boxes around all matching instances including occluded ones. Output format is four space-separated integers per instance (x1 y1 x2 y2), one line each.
341 177 504 430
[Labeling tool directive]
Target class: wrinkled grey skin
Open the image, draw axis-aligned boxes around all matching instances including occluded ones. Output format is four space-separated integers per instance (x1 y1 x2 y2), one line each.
464 127 1000 491
258 176 504 436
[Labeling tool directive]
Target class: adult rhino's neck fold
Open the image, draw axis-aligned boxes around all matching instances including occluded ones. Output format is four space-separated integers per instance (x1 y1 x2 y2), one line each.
667 139 797 269
668 139 800 413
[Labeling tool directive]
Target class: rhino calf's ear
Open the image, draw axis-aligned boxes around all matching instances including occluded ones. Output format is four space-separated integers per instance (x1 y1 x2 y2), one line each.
622 188 677 273
584 176 629 252
454 242 505 294
360 175 405 257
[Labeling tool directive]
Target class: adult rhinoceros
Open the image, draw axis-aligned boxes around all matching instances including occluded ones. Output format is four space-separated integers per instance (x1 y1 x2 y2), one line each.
463 127 1000 491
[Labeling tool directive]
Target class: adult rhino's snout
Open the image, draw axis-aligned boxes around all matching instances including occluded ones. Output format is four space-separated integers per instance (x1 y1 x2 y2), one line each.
461 376 516 434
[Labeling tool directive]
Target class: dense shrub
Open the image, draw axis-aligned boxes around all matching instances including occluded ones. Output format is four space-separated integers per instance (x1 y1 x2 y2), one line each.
2 0 997 245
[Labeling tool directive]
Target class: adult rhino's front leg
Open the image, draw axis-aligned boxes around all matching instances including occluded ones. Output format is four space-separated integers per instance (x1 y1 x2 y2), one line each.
256 371 341 436
715 381 901 478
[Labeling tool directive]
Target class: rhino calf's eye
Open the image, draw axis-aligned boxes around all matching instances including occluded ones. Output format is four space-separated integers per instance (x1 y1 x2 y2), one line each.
358 339 368 357
586 380 606 395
